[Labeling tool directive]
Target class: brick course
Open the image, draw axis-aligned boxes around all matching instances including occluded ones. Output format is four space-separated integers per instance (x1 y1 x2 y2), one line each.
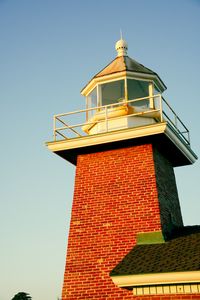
136 296 200 299
62 143 197 299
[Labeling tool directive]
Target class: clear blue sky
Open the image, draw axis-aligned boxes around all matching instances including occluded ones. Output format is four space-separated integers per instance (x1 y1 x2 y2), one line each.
1 0 200 299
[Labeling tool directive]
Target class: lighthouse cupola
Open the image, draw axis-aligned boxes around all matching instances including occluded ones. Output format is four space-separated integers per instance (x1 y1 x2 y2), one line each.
81 38 167 135
47 38 197 167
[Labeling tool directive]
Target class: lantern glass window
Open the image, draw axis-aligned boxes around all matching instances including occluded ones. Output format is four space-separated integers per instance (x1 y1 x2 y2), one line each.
127 79 149 107
101 80 125 106
87 87 97 118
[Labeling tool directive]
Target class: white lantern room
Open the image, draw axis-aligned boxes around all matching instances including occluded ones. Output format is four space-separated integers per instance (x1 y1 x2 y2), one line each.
47 38 196 167
81 38 167 135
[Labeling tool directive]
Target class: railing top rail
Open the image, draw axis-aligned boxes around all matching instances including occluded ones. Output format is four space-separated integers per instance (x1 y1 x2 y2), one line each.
53 94 190 146
54 94 161 119
56 108 161 131
162 96 189 132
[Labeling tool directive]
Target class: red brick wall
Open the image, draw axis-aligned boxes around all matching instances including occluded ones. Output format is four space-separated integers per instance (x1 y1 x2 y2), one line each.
153 146 183 239
61 144 196 299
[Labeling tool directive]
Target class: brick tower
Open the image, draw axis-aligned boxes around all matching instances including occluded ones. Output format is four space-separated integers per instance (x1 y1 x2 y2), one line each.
47 39 200 299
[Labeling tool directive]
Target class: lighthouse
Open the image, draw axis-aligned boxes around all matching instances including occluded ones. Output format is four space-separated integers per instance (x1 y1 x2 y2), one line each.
47 39 200 299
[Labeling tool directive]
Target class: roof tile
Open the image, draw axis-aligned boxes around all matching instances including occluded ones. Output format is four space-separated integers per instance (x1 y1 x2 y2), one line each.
110 226 200 276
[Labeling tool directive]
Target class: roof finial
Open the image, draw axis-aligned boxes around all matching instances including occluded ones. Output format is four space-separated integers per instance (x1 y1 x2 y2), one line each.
120 29 123 40
115 32 128 57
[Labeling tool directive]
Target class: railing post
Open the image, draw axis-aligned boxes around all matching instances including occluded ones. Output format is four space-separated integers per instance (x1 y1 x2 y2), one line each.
125 77 128 102
175 115 178 129
188 131 190 145
53 116 56 141
149 83 154 108
105 107 108 132
159 94 163 122
52 95 190 146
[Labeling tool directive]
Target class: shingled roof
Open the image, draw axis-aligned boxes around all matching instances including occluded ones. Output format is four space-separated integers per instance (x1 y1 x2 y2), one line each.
94 55 157 78
81 54 167 95
110 226 200 276
93 55 166 90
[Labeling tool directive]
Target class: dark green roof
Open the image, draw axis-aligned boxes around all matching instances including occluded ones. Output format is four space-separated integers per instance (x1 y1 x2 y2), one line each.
110 226 200 276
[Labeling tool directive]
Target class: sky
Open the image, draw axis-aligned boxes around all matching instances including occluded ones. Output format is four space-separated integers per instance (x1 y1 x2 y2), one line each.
0 0 200 299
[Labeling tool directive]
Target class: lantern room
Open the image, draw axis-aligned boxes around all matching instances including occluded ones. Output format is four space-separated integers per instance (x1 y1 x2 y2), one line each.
81 38 167 134
47 38 197 167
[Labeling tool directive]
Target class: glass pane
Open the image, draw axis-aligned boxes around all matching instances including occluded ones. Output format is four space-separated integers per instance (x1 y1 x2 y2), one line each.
154 85 160 94
87 87 97 108
101 80 125 106
127 79 149 107
87 87 97 119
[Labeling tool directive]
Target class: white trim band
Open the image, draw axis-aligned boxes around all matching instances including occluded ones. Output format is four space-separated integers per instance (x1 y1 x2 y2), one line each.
46 122 197 165
111 271 200 288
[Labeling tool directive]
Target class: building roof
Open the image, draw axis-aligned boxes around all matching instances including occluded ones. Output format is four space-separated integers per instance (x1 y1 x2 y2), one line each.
81 39 167 95
94 55 167 91
94 55 158 78
110 226 200 276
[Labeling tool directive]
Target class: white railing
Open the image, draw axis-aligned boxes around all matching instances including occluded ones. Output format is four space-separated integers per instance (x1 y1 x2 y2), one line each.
52 94 190 145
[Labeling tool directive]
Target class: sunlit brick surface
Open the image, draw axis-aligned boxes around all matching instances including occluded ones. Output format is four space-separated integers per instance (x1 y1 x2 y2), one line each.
62 144 198 299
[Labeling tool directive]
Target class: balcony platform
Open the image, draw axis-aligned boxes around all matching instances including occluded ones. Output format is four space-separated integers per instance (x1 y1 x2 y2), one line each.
46 122 197 166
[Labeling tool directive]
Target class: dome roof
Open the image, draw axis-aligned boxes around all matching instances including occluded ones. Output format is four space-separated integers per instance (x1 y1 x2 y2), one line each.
115 39 128 56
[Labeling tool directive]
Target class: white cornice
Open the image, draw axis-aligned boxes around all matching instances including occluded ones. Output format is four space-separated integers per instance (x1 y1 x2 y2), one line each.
165 125 197 164
47 123 167 152
111 271 200 288
81 71 165 96
46 122 197 166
